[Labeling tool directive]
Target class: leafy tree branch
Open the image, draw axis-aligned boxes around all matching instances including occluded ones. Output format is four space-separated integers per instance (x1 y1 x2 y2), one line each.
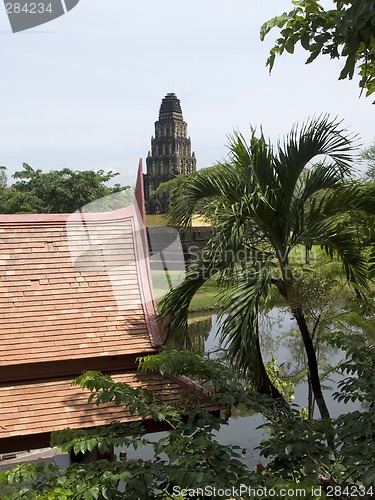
261 0 375 100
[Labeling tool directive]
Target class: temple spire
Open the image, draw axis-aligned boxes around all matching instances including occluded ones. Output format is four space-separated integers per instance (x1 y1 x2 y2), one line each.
144 93 196 215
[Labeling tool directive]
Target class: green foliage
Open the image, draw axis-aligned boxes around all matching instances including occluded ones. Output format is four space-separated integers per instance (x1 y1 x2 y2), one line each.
139 350 290 419
73 370 180 426
261 416 335 481
263 356 295 403
261 0 375 100
2 345 375 498
0 353 279 499
261 332 375 491
0 166 7 190
0 163 129 214
157 116 375 418
51 422 147 456
362 140 375 180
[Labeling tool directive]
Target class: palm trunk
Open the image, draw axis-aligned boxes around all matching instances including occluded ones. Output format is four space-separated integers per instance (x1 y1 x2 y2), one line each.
293 306 330 420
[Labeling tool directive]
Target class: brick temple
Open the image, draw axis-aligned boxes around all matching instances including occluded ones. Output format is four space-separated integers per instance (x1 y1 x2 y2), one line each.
144 93 196 214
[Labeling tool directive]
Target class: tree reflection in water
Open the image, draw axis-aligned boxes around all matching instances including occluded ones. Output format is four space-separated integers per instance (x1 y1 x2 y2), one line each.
187 313 212 353
187 308 362 468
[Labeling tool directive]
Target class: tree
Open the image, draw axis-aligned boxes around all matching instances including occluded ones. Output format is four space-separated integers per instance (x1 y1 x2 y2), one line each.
0 163 128 214
362 140 375 179
260 0 375 100
0 352 284 500
157 115 375 420
2 346 375 497
0 166 7 190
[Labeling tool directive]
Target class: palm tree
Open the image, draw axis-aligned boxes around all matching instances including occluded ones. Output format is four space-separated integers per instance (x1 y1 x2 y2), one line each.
157 115 375 420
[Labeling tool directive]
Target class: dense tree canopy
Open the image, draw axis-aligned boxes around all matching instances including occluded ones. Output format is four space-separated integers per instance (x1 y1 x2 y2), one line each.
0 166 7 190
261 0 375 100
0 163 128 214
362 139 375 179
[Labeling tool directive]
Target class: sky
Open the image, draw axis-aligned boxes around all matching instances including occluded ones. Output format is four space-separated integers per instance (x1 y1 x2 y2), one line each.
0 0 373 188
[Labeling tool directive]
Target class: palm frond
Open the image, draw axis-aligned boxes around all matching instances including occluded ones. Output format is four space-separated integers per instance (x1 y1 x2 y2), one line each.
317 182 375 218
275 115 358 208
227 129 277 192
289 164 352 244
168 163 244 228
292 182 375 250
278 115 357 180
156 261 218 350
219 266 270 378
293 162 344 206
309 217 369 290
156 116 369 405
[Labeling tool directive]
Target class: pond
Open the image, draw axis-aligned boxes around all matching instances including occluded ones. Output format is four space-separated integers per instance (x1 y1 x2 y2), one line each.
188 308 361 469
118 307 361 470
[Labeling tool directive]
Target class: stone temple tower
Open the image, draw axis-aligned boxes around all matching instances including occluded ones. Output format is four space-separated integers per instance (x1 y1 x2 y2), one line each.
144 93 196 215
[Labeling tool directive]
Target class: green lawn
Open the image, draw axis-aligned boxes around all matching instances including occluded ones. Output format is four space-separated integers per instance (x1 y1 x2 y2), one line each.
190 277 224 311
151 245 335 313
151 270 223 312
289 244 324 265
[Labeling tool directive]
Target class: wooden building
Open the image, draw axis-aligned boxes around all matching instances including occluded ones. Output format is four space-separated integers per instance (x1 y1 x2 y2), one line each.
0 163 205 455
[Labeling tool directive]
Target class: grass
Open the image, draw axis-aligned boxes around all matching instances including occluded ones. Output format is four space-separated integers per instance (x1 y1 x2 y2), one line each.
190 278 224 311
288 244 327 265
146 214 211 227
188 310 216 324
186 245 327 312
151 245 346 313
151 270 224 312
151 269 185 299
146 214 168 227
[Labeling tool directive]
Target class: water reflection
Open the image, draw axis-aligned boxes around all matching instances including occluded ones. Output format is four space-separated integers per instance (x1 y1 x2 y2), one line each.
120 309 361 471
188 308 359 414
188 308 361 469
187 313 212 352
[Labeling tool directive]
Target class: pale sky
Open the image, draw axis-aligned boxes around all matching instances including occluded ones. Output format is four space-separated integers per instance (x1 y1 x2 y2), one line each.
0 0 373 187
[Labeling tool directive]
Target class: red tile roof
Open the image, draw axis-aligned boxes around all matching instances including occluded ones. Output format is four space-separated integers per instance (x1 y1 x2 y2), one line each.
0 164 205 453
0 372 193 439
0 208 161 368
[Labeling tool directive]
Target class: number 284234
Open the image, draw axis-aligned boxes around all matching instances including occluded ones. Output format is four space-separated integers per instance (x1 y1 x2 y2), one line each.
5 3 53 14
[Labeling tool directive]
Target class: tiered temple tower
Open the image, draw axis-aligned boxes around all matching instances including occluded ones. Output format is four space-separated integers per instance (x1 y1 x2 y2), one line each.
144 93 196 214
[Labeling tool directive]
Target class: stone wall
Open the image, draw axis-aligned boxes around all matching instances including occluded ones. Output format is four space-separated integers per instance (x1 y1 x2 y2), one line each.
147 226 212 269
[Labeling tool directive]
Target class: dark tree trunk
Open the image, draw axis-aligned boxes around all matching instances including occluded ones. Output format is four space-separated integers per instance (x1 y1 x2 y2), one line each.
254 333 284 400
307 373 315 420
293 306 330 420
305 246 310 265
272 264 330 420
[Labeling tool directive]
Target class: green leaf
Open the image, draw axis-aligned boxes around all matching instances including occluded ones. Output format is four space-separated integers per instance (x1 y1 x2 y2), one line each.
301 33 310 50
285 38 295 54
